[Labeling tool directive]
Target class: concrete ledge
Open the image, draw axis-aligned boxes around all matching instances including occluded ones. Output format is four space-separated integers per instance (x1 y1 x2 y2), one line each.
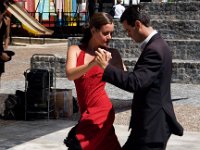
11 37 68 45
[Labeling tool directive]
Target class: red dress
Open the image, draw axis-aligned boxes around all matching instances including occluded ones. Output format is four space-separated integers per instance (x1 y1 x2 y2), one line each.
74 50 121 150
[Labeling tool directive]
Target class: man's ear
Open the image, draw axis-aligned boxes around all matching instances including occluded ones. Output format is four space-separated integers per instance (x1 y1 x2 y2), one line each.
134 20 141 30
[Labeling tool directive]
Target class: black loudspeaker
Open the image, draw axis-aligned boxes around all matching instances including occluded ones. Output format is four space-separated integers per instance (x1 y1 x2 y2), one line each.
26 88 48 105
26 69 53 89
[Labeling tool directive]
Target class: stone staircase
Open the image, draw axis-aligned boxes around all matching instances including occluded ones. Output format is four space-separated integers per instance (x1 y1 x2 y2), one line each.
108 1 200 84
32 1 200 84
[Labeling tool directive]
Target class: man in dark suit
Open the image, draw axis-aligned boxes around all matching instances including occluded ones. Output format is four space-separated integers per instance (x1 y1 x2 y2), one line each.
95 5 183 150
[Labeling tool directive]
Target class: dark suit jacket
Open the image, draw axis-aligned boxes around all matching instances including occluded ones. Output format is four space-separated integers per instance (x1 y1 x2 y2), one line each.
102 33 183 144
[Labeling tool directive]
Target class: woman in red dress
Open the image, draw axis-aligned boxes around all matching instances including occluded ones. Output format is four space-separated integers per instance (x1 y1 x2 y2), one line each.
65 12 125 150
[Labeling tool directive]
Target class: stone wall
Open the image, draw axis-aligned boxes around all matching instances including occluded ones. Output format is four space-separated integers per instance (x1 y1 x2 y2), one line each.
30 55 66 78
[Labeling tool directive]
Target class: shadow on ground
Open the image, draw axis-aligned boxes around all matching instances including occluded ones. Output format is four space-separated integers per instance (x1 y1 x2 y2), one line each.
0 119 74 149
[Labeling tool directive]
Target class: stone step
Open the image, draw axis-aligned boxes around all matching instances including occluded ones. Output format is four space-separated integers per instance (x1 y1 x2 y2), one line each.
167 39 200 60
152 20 200 39
30 55 200 84
113 20 200 39
123 58 200 84
173 0 198 2
11 37 68 45
172 59 200 84
142 2 200 20
110 38 200 60
68 37 200 60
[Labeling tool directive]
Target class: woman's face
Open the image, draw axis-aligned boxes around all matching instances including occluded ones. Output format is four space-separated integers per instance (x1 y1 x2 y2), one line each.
92 23 114 48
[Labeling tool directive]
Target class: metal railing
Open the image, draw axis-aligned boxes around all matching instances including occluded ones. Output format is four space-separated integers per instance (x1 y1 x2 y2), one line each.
12 11 89 27
11 11 89 37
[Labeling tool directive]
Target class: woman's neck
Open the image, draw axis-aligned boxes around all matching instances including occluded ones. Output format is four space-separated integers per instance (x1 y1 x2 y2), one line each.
86 39 98 55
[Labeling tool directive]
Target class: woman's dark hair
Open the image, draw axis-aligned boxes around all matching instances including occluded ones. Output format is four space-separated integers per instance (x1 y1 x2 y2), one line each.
80 12 113 45
120 5 150 27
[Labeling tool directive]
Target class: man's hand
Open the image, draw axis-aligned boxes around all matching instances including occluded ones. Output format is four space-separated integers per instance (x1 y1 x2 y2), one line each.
95 48 112 70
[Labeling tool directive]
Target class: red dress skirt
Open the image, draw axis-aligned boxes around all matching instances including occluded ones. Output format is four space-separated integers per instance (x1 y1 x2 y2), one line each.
73 50 121 150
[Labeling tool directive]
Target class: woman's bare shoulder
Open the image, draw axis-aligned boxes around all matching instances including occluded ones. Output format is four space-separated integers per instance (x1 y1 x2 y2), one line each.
68 45 80 50
68 45 82 57
68 45 82 52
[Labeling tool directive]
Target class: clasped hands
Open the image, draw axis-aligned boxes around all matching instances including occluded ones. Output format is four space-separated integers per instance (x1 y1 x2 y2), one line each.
94 48 112 70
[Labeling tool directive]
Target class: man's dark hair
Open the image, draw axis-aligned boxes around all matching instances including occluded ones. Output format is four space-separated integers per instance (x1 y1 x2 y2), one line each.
120 5 150 27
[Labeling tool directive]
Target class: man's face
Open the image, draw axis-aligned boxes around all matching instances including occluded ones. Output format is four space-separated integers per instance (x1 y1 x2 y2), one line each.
122 20 140 43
